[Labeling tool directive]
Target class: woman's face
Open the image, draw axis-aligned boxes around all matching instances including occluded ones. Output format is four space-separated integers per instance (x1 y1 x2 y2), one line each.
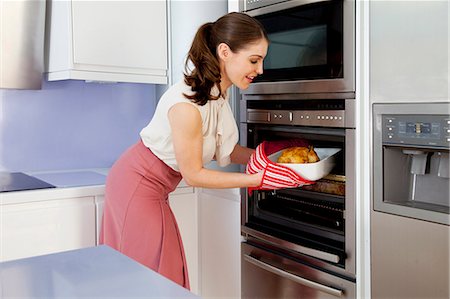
219 38 269 91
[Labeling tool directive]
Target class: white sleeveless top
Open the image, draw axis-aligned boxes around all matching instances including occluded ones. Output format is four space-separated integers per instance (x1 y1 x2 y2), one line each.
140 80 239 172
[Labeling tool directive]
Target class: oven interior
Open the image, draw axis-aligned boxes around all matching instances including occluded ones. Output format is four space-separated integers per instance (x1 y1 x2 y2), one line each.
245 123 347 267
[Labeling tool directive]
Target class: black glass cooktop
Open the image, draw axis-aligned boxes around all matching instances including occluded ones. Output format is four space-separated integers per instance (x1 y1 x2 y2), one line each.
0 172 56 192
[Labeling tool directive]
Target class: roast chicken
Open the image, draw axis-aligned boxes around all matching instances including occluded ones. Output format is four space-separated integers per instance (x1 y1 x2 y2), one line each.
277 146 320 164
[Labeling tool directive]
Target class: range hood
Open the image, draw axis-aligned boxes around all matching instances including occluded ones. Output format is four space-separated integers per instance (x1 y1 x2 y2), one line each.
0 0 46 89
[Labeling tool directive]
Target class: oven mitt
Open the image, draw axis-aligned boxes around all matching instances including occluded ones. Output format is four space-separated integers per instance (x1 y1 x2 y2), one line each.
246 140 314 194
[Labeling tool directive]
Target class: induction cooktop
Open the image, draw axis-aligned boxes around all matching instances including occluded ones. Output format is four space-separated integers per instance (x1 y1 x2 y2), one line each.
0 172 56 192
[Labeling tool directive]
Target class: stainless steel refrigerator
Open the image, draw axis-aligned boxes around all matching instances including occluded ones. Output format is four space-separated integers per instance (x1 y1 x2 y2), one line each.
370 2 449 298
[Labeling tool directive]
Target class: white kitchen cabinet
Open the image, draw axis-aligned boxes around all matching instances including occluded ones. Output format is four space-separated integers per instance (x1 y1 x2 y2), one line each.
169 185 200 295
170 186 241 298
198 188 241 299
0 196 96 262
45 0 168 84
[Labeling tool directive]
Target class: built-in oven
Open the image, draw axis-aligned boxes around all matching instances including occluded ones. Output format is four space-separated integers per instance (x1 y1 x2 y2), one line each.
240 0 355 98
239 97 356 298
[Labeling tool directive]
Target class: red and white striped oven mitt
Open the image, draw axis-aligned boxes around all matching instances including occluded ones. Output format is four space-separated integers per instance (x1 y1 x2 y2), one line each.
246 140 314 194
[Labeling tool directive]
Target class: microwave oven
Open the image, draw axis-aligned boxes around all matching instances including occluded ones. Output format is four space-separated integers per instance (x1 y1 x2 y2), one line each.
240 0 355 99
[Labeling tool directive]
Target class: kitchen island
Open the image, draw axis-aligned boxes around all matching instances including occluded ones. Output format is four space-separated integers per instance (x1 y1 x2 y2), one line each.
0 245 198 298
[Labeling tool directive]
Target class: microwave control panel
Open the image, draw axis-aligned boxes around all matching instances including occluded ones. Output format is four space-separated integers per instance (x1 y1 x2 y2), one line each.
382 114 450 148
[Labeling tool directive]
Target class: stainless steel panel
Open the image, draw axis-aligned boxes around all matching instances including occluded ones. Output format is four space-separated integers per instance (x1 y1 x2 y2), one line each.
0 0 46 89
243 80 356 97
244 0 331 14
344 127 356 276
372 102 450 298
247 111 271 122
370 1 449 103
242 242 356 299
242 92 356 101
242 98 356 128
371 211 450 299
246 109 347 127
242 226 340 263
292 110 345 127
244 255 343 297
373 103 450 225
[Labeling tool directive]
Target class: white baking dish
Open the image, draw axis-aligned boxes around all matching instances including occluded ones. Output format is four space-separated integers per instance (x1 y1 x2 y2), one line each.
268 148 342 181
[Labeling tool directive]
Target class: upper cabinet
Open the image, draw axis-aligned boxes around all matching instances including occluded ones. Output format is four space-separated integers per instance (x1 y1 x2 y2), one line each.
45 0 168 84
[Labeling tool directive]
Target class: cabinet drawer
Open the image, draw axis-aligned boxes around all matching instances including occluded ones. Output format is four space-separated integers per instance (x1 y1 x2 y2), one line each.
0 197 96 262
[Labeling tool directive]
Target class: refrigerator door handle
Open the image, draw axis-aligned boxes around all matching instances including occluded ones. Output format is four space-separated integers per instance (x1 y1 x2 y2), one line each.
243 254 344 297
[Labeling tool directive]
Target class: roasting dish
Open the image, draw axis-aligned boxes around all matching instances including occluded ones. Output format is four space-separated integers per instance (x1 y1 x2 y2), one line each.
268 148 342 181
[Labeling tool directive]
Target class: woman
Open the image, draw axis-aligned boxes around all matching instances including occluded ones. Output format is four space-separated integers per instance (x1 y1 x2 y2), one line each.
100 12 268 289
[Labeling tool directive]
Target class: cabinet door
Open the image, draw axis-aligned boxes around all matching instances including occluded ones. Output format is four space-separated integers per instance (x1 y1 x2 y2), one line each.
71 1 167 73
46 0 168 83
199 188 241 299
0 197 96 262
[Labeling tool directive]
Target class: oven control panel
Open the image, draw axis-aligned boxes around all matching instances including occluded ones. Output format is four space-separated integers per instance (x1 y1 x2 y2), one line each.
247 109 348 128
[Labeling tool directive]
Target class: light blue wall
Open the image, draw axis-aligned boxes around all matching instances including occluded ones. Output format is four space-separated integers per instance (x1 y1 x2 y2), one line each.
0 78 157 172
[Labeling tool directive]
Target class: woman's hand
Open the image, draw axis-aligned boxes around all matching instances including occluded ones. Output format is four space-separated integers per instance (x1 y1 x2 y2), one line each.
250 171 264 188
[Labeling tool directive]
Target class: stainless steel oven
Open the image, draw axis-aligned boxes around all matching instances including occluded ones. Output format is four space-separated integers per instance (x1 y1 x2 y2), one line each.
240 0 355 98
239 97 356 298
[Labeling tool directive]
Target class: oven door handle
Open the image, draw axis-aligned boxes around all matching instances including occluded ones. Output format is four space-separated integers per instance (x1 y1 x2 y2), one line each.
243 254 344 297
242 227 340 263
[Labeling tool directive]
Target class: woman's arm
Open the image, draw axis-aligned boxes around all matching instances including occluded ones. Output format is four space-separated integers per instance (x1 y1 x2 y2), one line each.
230 144 255 165
168 102 262 189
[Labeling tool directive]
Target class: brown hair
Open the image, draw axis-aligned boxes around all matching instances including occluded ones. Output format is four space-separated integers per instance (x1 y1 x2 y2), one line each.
183 12 268 106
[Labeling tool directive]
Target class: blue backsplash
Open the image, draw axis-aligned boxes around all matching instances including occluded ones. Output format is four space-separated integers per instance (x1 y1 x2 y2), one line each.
0 78 157 172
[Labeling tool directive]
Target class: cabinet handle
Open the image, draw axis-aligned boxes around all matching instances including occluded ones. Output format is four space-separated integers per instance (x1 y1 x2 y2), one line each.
243 254 344 297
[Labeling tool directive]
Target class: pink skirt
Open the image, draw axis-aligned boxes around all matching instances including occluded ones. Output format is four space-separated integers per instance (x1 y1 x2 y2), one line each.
100 140 189 289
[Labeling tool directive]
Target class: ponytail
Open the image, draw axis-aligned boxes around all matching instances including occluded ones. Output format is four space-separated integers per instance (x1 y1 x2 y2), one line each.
183 12 267 106
184 22 221 106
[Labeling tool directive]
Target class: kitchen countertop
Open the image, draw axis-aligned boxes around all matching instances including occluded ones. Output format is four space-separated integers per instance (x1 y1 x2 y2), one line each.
0 245 198 298
0 169 193 206
0 169 108 205
26 168 110 188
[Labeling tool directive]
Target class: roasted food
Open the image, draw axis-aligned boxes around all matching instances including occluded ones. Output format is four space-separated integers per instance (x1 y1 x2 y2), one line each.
277 146 320 164
302 179 345 196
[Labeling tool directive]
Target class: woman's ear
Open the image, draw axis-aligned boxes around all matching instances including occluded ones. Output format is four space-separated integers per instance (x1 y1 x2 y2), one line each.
217 43 231 61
